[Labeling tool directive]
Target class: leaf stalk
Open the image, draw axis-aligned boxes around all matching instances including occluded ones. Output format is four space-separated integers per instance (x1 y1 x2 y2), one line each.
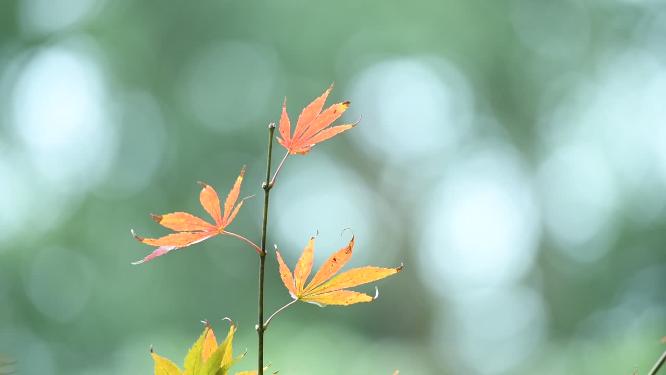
269 151 289 187
263 299 298 330
222 230 262 254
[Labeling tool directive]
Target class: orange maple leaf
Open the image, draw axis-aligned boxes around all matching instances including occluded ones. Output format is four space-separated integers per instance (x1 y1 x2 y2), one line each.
131 167 257 264
277 85 357 155
275 236 402 306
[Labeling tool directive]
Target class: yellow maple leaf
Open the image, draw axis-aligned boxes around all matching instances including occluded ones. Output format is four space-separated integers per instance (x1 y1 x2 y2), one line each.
275 236 402 306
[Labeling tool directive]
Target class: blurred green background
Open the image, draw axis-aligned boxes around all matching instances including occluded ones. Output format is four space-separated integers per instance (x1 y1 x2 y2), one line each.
1 0 665 374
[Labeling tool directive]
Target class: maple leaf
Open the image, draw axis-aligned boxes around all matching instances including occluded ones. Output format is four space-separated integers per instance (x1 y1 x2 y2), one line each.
275 236 402 306
151 322 255 375
277 85 357 155
132 167 257 264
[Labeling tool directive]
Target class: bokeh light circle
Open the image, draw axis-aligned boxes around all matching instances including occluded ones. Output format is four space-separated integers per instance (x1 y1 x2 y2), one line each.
418 143 540 294
348 57 474 163
10 41 116 195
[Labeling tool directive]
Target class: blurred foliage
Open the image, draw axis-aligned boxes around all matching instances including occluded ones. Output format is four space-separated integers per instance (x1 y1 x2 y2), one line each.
0 0 665 374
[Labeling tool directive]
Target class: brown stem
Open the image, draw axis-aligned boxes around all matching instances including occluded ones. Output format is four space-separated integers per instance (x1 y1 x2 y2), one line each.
257 123 275 375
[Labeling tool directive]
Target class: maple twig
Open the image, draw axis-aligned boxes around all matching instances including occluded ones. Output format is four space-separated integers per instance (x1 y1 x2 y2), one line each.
263 299 298 329
257 122 276 375
222 230 262 254
269 151 289 187
648 349 666 375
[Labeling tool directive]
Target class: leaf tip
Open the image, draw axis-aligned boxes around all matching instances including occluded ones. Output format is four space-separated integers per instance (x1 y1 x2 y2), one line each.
268 122 276 130
396 262 404 272
340 227 354 239
130 229 144 242
373 286 380 300
352 115 362 127
222 316 236 328
235 195 256 210
150 214 162 223
342 100 351 109
132 246 175 265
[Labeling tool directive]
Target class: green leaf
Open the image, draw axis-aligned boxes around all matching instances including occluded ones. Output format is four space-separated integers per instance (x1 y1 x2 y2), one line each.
149 323 248 375
213 325 237 375
151 352 182 375
200 344 226 375
219 324 236 371
183 327 211 375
